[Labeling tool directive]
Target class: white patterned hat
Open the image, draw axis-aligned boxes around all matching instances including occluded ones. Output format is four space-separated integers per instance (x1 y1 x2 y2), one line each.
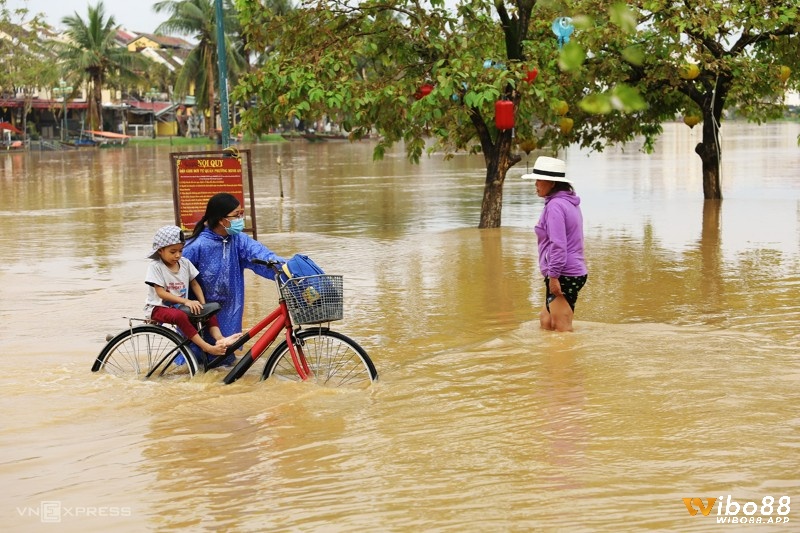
148 225 185 259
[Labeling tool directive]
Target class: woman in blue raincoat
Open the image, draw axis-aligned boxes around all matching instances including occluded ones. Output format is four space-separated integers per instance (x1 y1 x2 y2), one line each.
183 193 285 364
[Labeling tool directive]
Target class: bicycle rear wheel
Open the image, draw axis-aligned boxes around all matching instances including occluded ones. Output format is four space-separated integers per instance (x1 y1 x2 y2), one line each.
262 329 377 388
91 325 199 379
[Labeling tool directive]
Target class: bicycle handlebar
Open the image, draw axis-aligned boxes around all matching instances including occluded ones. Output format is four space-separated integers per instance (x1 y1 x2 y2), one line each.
251 258 284 276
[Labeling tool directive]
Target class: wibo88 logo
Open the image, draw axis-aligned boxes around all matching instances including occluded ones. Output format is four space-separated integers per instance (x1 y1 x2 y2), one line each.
683 496 790 524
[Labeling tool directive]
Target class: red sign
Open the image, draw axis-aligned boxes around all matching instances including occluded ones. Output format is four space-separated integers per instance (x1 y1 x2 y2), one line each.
175 157 245 230
170 150 257 239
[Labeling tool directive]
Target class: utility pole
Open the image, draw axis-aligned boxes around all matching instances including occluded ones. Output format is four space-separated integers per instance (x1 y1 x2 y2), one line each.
215 0 231 148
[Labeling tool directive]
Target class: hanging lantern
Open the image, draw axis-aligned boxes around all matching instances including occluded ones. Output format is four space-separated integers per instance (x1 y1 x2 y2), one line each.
551 17 574 49
679 63 700 80
683 115 701 128
414 83 434 100
495 100 515 130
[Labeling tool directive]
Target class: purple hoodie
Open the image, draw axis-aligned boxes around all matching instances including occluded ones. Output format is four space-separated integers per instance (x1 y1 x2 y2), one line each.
534 190 587 278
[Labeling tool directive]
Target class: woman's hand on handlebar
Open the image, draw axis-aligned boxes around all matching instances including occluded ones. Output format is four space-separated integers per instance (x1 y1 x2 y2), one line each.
251 258 284 275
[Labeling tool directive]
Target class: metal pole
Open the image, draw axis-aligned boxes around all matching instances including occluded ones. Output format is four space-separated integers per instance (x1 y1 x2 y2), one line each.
62 98 67 141
214 0 231 148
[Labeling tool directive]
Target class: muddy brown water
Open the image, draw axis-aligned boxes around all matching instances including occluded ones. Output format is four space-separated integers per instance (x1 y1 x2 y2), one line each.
2 122 799 531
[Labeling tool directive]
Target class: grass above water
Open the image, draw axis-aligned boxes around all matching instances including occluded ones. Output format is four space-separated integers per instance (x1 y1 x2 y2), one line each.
128 133 286 147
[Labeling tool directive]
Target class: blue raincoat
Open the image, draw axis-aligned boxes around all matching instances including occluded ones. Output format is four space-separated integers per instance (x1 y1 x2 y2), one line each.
183 228 285 336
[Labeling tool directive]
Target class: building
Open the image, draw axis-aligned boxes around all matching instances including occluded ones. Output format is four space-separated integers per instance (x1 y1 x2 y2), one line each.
0 22 197 143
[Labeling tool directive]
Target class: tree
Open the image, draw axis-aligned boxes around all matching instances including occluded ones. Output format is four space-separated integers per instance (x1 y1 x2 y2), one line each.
234 0 616 228
154 0 246 137
0 2 55 139
572 0 800 200
57 2 144 130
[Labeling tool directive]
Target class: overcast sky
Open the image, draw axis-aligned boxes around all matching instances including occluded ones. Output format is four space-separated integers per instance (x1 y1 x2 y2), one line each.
10 0 169 34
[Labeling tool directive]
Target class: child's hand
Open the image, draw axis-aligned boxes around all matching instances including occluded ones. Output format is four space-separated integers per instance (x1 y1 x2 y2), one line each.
186 300 203 314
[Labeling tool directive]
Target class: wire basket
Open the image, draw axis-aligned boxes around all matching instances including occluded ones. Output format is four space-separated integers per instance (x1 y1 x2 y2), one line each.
279 275 344 324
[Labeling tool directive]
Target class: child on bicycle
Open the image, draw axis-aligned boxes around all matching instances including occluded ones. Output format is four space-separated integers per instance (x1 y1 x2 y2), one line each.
144 225 239 357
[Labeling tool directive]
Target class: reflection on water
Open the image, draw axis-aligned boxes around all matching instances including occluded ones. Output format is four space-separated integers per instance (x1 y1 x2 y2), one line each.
2 122 799 531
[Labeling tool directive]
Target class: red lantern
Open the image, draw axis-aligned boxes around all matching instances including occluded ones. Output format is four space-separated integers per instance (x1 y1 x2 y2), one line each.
525 68 538 83
495 100 515 130
415 83 434 100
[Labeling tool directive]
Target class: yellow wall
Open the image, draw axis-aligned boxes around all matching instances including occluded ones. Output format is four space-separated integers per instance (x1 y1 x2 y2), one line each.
127 37 159 52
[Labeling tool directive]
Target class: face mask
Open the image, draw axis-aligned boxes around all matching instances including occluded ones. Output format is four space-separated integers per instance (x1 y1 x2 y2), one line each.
225 218 245 236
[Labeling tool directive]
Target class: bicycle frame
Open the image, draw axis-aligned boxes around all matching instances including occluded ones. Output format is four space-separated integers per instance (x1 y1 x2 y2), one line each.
221 289 311 384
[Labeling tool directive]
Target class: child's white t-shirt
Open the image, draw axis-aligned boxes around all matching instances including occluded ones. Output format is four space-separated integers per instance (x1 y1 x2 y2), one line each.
143 258 200 319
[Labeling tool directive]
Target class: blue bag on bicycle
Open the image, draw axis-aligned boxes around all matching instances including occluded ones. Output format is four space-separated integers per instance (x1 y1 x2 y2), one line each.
281 254 325 279
280 254 325 303
278 254 343 324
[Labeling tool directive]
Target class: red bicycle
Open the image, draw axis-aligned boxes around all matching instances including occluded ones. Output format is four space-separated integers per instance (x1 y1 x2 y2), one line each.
91 260 377 388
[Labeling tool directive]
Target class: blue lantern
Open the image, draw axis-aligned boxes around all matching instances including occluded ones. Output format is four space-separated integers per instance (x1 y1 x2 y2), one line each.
551 17 574 49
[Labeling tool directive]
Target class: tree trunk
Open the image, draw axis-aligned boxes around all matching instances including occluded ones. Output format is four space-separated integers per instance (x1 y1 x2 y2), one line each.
694 113 723 200
479 169 505 228
478 130 517 228
91 76 103 131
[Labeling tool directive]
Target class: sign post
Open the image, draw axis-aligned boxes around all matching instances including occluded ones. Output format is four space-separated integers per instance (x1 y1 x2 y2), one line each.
169 148 258 239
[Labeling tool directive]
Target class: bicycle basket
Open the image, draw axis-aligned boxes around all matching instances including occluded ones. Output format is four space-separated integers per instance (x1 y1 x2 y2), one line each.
279 274 343 324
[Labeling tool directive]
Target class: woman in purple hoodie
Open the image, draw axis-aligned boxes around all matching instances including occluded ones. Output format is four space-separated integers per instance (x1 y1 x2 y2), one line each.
523 156 588 332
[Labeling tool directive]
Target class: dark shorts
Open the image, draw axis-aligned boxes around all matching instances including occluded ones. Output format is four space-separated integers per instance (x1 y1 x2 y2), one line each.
545 275 588 312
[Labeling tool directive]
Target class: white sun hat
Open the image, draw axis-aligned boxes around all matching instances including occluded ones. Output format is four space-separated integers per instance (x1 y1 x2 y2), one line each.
521 156 571 183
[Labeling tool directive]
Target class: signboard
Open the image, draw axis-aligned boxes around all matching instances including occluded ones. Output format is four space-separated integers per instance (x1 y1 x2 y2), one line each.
169 149 258 239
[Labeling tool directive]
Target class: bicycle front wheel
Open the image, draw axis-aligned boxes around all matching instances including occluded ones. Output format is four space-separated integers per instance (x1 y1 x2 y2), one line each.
262 329 377 388
91 325 199 379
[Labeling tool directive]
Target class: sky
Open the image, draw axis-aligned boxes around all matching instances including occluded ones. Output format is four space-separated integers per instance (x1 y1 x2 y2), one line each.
10 0 168 34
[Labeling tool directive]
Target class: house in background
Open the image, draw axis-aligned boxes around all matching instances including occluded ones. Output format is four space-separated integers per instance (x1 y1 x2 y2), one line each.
121 31 196 137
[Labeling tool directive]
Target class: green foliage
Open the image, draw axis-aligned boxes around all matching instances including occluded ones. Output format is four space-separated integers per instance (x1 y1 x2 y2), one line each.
0 2 55 100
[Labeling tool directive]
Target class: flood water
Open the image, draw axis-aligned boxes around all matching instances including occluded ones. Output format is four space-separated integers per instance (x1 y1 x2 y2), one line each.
2 122 799 531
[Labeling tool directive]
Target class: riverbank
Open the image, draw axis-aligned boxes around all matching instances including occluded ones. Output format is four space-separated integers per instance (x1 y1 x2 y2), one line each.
129 133 286 147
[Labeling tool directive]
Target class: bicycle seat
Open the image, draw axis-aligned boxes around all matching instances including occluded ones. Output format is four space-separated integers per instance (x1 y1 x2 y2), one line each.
177 302 221 321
